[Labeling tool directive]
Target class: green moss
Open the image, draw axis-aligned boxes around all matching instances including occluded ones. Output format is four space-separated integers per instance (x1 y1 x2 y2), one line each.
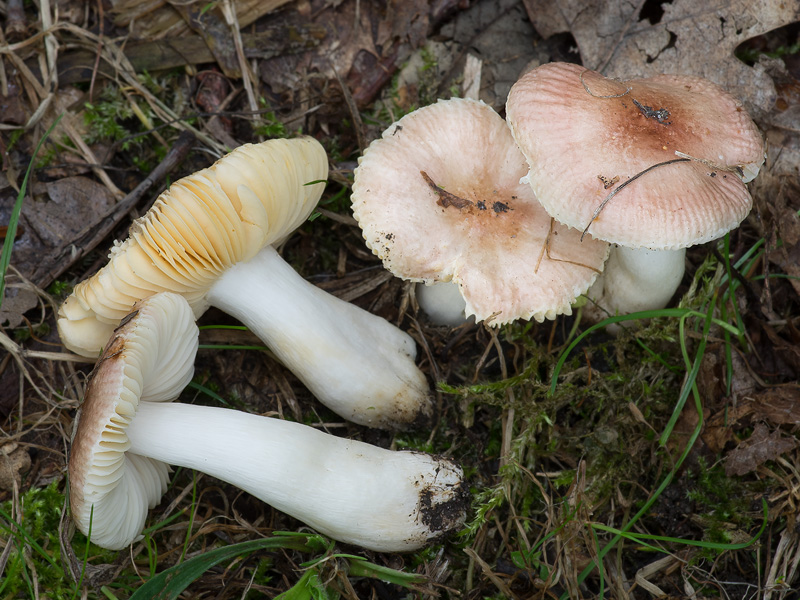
253 109 290 139
685 457 762 556
0 482 76 599
83 87 135 145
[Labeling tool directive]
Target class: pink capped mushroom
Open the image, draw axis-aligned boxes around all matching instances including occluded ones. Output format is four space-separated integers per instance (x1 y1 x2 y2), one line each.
352 97 609 327
506 62 766 319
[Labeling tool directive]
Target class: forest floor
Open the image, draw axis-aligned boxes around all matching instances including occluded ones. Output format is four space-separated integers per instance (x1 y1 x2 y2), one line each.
2 1 800 598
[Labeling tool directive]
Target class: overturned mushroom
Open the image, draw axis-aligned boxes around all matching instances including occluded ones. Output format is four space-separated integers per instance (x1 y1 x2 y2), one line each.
352 97 608 326
506 62 765 318
58 138 430 430
68 292 468 552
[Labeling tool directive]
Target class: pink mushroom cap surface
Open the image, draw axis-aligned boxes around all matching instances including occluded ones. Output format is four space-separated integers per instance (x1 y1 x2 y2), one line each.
352 97 608 325
506 62 766 250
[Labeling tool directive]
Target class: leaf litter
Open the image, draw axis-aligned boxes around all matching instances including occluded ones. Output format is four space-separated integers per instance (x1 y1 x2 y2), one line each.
2 0 800 598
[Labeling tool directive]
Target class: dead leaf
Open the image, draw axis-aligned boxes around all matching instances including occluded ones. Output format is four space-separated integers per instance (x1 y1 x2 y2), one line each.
0 80 29 126
378 0 431 51
439 0 544 108
0 443 31 493
725 422 798 476
32 177 117 249
258 0 465 112
195 70 233 132
704 386 800 453
750 386 800 425
0 176 115 327
523 0 800 116
167 0 241 78
729 348 759 401
760 321 800 376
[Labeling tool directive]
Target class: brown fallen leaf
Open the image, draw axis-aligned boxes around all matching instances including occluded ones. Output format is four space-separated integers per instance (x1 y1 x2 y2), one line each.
522 0 800 116
763 179 800 299
0 176 116 327
750 386 800 425
0 80 28 126
439 0 545 109
704 386 800 453
257 0 465 111
167 0 241 78
760 321 800 376
0 443 31 494
725 422 798 476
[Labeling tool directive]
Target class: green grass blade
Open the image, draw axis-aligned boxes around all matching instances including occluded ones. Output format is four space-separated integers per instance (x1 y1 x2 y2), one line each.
129 534 315 600
658 299 715 446
186 381 232 407
549 307 740 396
0 116 62 308
274 569 328 600
344 556 425 586
565 301 718 595
0 506 61 569
591 498 768 550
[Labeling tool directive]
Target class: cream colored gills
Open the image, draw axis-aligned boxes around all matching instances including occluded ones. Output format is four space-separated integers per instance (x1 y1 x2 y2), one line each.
69 293 467 552
58 138 433 430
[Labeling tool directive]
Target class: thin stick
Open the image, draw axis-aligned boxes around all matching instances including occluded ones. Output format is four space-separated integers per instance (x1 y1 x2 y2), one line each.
580 69 631 99
537 217 603 274
533 218 551 273
581 158 690 240
420 171 473 209
332 64 367 155
222 0 258 114
30 131 196 285
674 150 744 177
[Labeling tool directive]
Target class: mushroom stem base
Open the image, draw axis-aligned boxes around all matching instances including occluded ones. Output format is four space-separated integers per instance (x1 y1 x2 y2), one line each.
126 401 466 551
205 245 432 429
586 246 686 320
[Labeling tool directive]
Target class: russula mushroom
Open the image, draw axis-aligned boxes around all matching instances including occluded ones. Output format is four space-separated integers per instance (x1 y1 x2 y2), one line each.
351 97 609 326
57 138 431 430
506 62 766 318
68 292 468 552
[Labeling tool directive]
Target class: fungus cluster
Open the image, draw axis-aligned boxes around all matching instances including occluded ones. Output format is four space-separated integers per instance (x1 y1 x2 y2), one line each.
58 138 430 430
69 293 467 551
353 63 764 325
63 60 766 557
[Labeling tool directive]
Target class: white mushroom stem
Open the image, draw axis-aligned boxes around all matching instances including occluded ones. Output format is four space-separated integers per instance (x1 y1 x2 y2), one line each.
586 246 686 317
126 401 465 552
204 244 430 429
415 282 469 327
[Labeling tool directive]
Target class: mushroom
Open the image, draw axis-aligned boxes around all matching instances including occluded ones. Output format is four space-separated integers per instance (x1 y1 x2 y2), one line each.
351 97 609 327
68 292 468 552
57 138 431 430
506 62 766 318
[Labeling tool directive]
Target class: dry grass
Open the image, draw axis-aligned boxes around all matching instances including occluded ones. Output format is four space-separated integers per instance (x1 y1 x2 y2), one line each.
1 2 800 599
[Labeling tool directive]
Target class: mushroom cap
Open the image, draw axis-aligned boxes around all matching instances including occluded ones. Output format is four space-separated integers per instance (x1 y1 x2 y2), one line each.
68 292 198 550
58 137 329 357
352 97 609 325
506 62 766 250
